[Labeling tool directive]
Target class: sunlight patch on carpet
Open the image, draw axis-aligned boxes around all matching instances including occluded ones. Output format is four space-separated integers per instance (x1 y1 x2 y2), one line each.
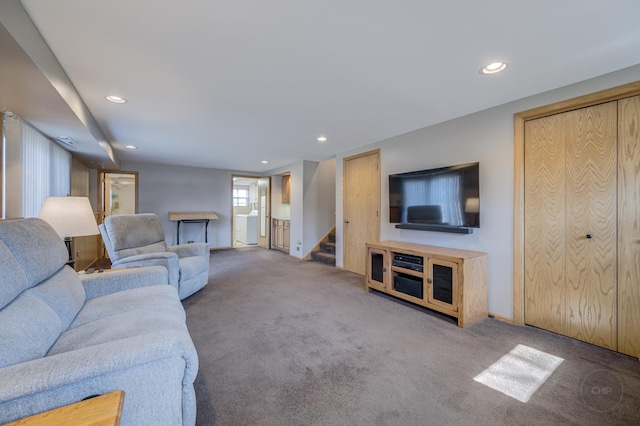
473 344 564 403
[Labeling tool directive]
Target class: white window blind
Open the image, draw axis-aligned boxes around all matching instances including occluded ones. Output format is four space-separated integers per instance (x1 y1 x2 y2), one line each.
49 139 72 197
2 112 71 218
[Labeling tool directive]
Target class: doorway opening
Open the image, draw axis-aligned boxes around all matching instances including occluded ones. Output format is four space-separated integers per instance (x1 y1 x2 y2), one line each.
97 170 138 261
232 175 270 249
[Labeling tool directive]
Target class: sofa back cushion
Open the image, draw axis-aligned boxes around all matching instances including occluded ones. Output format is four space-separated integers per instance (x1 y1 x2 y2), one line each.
0 292 62 368
0 240 29 310
0 218 86 367
28 267 85 330
0 218 68 287
103 214 168 261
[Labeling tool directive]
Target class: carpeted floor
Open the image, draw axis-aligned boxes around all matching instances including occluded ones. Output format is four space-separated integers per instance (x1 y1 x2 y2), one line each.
182 247 640 426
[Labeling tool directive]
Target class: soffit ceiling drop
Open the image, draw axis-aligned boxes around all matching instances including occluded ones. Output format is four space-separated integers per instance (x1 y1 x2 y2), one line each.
14 0 640 172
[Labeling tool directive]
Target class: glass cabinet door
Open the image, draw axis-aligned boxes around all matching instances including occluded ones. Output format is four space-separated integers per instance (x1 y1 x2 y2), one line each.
426 258 459 313
367 248 389 290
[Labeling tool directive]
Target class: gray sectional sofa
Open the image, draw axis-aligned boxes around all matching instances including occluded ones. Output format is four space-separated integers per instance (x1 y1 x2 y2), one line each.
0 218 199 425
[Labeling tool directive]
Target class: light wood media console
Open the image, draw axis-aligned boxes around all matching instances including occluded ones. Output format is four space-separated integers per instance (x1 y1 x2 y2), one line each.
365 241 488 328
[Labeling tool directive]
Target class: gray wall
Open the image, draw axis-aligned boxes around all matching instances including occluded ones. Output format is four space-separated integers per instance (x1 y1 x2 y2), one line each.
123 161 242 248
302 159 336 257
266 159 336 258
335 64 640 320
123 158 336 255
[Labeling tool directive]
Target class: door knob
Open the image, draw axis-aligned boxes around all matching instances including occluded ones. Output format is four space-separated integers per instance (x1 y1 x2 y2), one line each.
427 278 433 284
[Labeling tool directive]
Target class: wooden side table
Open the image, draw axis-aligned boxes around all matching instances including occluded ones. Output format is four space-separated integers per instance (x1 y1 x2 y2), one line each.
169 211 218 244
6 390 124 426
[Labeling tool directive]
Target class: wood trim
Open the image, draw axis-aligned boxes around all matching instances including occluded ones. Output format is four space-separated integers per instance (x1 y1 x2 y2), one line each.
343 148 381 163
98 170 139 219
230 174 261 248
515 81 640 121
489 312 514 324
513 80 640 327
513 114 526 325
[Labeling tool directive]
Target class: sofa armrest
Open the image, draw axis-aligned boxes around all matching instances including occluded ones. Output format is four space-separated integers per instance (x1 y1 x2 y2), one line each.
110 252 180 286
80 266 169 300
0 332 198 421
168 243 210 259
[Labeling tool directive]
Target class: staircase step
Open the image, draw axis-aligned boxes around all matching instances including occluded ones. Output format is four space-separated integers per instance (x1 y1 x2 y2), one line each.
320 241 336 254
328 233 336 243
311 250 336 266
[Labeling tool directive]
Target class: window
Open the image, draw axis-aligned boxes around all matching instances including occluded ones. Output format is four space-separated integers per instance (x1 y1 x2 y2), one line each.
233 188 249 207
2 112 70 218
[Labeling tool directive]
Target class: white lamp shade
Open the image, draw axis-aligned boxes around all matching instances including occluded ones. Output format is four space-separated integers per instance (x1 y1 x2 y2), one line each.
39 196 99 237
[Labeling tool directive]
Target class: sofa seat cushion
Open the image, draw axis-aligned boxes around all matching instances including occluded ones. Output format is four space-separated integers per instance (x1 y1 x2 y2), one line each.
70 285 182 329
48 286 187 356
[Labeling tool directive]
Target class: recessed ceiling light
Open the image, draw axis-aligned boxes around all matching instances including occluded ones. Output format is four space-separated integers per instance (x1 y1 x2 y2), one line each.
261 160 269 164
316 136 328 142
106 95 127 103
124 145 137 150
480 62 508 75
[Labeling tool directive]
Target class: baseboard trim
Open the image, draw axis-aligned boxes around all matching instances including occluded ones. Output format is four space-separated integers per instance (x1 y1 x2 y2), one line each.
488 312 515 324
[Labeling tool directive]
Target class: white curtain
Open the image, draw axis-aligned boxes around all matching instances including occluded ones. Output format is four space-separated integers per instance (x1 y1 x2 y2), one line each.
2 112 71 218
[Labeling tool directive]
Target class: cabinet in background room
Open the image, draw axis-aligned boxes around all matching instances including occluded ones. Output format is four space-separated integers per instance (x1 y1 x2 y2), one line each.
282 175 290 204
272 219 290 252
366 241 488 328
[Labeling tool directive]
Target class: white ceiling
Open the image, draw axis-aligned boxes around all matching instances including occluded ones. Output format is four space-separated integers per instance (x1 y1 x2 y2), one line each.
9 0 640 172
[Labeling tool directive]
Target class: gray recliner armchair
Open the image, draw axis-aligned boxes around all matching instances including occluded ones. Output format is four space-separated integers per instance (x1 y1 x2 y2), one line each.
100 213 209 300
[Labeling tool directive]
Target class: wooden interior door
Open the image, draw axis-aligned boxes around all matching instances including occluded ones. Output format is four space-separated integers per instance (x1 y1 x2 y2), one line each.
564 102 618 349
524 114 567 335
343 150 380 275
617 95 640 357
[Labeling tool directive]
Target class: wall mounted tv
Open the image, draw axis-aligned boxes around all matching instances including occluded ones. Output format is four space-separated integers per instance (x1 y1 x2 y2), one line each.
389 162 479 234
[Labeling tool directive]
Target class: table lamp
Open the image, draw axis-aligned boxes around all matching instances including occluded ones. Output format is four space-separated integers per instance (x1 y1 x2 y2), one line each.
39 196 99 263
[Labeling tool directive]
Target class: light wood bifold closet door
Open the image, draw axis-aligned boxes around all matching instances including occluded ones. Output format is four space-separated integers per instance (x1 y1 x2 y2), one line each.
525 101 618 351
564 103 618 350
524 113 567 335
618 95 640 357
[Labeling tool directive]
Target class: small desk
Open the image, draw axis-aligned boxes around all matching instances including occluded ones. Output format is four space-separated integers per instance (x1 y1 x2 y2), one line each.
6 390 124 426
169 211 218 244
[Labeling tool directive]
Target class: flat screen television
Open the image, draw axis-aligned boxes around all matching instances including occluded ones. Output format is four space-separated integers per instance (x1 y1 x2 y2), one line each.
389 162 479 233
